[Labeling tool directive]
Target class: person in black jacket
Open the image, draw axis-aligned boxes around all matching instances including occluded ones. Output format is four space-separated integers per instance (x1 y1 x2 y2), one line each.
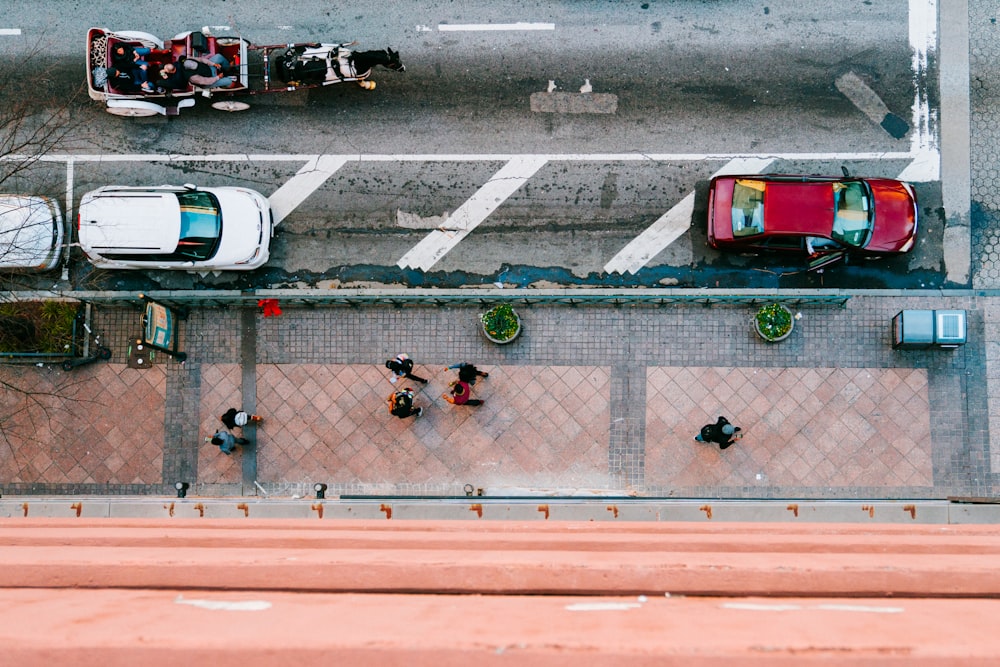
110 43 154 92
445 362 490 385
219 408 262 430
156 61 188 91
106 67 142 93
388 387 423 419
385 353 428 384
694 416 742 450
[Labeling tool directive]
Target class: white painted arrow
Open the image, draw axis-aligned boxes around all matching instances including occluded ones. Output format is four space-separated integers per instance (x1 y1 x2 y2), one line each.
397 156 548 271
604 157 775 275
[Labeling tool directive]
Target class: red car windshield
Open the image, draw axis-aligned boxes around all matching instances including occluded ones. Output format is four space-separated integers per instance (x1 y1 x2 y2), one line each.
829 181 873 248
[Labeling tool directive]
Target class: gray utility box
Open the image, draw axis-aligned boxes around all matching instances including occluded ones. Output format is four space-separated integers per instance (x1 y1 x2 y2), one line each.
892 309 967 350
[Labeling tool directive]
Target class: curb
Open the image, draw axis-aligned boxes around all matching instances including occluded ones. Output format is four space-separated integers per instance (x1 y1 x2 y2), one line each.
4 497 1000 523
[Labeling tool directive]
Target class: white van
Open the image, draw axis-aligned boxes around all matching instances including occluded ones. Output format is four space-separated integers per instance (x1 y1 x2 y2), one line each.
77 185 273 271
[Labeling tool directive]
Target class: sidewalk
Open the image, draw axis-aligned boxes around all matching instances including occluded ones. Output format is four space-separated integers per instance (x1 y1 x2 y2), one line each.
0 293 995 499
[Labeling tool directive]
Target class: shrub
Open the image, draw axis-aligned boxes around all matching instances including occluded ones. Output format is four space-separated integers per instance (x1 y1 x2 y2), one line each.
0 301 78 353
755 303 793 341
481 303 520 342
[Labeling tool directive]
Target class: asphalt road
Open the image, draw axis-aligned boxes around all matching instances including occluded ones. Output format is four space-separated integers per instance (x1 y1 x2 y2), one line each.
0 0 942 291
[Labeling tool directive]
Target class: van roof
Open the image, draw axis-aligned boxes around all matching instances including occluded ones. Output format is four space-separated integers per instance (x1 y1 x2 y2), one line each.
79 191 180 253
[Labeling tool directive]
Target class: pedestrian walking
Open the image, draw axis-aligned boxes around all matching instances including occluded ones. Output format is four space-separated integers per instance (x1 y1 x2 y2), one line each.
387 387 423 419
444 362 489 385
442 380 484 407
207 430 249 455
385 353 428 384
694 416 742 450
219 408 263 430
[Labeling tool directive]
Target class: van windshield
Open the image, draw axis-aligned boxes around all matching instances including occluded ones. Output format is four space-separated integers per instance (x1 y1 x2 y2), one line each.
173 191 222 260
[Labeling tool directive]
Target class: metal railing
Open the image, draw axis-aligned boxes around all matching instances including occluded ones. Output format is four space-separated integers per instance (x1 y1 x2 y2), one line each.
21 288 850 310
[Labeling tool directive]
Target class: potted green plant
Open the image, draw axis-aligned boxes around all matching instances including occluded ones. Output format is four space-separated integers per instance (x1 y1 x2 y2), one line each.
480 303 522 344
753 303 794 342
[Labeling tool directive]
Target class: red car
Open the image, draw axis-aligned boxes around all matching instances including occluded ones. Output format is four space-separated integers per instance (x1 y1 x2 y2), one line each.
707 172 918 259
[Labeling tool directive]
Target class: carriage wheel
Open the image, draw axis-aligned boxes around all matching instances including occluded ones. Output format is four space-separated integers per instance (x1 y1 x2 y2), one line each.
106 104 160 117
211 100 250 112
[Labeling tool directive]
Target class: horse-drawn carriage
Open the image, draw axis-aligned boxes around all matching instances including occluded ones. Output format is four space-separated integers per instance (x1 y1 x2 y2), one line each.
86 27 405 117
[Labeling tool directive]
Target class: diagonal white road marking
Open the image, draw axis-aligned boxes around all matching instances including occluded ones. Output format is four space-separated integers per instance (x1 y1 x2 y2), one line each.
268 155 349 224
603 157 775 275
397 156 548 271
896 150 938 182
708 156 777 178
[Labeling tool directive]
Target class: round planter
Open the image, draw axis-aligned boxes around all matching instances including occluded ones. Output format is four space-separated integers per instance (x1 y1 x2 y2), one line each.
480 307 522 345
753 304 794 342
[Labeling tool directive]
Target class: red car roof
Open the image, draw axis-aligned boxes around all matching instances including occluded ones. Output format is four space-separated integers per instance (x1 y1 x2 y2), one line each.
762 181 833 235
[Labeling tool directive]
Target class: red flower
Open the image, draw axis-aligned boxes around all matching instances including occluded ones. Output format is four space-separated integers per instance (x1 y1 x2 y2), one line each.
257 299 282 317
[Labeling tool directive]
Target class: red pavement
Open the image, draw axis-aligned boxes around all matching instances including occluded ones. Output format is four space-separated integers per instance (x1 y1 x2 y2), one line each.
3 519 1000 595
2 518 1000 665
0 359 931 494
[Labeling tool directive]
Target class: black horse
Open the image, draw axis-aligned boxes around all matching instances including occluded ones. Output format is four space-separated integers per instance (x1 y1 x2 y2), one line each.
276 43 405 90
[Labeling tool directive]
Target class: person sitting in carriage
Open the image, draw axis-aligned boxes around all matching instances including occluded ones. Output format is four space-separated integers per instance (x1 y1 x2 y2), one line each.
156 61 188 91
181 53 236 88
106 66 144 94
111 43 155 93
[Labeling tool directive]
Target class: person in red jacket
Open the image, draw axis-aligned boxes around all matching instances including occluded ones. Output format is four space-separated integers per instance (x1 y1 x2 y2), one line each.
443 380 483 407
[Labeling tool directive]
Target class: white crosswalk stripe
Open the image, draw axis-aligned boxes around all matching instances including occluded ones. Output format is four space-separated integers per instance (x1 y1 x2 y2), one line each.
268 155 349 225
603 157 776 275
397 156 548 271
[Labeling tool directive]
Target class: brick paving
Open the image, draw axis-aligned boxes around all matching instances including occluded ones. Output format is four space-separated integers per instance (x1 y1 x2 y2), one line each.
645 367 933 496
252 363 611 494
0 362 165 490
971 0 1000 291
970 1 1000 481
0 293 993 499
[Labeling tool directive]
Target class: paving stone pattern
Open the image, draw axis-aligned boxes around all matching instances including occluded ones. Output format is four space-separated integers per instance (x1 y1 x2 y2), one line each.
1 294 994 499
971 2 1000 290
